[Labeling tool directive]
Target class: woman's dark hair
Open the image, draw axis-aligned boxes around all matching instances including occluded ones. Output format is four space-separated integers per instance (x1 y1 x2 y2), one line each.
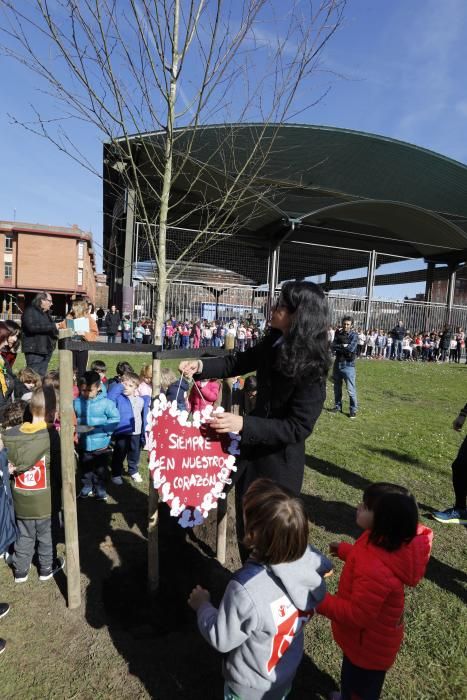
275 281 331 380
88 302 95 314
243 478 309 564
116 361 134 376
0 321 13 348
364 482 418 552
3 320 21 352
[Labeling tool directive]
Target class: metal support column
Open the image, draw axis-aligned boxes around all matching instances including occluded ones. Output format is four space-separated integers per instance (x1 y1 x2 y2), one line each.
122 188 135 315
266 246 280 319
364 250 377 331
445 263 458 324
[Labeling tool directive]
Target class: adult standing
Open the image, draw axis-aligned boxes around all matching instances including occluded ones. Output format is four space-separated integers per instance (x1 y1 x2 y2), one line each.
96 306 105 330
432 400 467 525
60 299 98 379
21 292 58 376
439 324 452 363
331 316 358 418
105 305 121 344
390 319 406 360
180 280 331 558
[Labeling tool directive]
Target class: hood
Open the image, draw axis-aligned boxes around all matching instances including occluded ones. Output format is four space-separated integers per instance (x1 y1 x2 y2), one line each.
366 524 433 587
269 545 333 611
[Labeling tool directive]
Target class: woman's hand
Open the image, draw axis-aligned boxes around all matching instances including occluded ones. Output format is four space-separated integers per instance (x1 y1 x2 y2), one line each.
178 360 200 378
208 412 243 434
188 585 211 611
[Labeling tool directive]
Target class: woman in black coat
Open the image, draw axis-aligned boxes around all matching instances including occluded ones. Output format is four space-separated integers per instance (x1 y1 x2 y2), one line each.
180 281 331 554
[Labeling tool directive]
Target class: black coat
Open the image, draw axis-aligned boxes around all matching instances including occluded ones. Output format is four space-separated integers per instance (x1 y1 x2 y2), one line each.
21 305 58 356
105 311 121 335
198 331 326 496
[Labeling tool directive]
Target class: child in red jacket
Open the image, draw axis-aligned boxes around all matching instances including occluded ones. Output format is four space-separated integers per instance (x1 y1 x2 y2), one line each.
317 482 433 700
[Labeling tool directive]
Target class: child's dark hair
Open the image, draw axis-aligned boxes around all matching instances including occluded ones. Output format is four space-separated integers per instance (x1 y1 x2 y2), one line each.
116 361 134 376
82 370 101 387
243 478 308 565
364 482 418 552
91 360 107 373
244 375 257 393
1 400 27 428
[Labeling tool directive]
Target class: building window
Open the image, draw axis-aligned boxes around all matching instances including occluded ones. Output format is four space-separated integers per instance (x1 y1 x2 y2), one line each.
5 235 13 251
4 262 12 279
78 241 85 260
77 268 83 286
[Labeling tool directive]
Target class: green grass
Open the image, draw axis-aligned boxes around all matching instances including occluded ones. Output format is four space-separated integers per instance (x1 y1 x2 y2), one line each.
301 360 467 700
5 352 467 698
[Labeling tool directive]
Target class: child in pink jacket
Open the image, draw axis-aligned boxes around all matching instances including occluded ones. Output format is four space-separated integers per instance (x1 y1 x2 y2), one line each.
188 378 220 414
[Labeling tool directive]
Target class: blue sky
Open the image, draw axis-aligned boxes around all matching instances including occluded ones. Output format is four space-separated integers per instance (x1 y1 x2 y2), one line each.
1 0 466 294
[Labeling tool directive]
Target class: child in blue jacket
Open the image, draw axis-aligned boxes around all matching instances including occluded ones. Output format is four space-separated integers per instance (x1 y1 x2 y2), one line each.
107 372 149 485
74 371 120 501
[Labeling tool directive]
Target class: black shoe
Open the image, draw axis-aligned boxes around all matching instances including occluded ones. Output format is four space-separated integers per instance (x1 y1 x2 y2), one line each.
39 556 65 581
14 570 29 583
0 639 5 655
0 603 10 619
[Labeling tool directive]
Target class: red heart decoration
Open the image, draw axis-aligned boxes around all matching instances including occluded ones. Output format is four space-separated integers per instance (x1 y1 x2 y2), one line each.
147 398 238 527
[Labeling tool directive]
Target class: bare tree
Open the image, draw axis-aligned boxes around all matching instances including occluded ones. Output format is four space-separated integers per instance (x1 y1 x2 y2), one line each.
1 0 346 588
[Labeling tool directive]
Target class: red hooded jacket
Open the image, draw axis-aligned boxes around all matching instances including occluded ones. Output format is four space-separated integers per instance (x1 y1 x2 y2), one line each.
317 524 433 670
188 379 220 414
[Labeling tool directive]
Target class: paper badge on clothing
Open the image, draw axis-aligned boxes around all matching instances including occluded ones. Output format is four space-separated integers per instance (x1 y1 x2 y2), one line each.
14 456 47 491
147 394 240 528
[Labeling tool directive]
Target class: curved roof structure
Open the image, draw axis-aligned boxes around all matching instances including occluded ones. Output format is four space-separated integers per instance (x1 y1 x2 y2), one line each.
103 124 467 285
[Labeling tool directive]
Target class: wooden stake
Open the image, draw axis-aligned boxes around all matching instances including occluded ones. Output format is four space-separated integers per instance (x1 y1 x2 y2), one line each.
216 493 228 564
58 330 81 609
148 354 161 592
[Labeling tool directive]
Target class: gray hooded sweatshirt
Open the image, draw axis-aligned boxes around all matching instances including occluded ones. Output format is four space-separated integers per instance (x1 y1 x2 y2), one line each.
196 545 332 699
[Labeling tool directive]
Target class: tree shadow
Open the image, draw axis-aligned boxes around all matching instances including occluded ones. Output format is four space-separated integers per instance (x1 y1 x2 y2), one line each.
301 492 360 540
77 473 237 698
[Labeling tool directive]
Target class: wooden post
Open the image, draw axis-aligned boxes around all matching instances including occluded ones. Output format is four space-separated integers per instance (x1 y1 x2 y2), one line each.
58 330 81 609
216 494 228 564
148 352 161 592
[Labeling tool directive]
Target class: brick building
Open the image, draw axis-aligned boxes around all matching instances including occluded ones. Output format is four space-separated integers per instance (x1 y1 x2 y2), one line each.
0 221 97 317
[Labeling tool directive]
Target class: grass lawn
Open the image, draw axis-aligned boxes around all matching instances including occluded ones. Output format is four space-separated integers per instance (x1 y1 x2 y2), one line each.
1 353 466 699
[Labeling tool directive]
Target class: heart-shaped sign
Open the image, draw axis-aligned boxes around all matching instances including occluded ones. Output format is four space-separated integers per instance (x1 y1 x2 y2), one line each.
147 395 240 528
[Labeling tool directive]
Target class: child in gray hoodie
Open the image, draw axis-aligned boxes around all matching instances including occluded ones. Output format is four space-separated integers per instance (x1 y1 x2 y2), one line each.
188 478 332 700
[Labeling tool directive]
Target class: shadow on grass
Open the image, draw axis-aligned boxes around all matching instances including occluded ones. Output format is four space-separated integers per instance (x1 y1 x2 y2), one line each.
77 475 239 699
304 455 467 606
366 447 424 466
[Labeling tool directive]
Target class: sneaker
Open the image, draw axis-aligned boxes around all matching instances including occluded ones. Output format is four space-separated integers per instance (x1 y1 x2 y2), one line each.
14 570 29 583
349 411 357 419
330 406 342 413
79 485 94 498
130 473 143 483
94 487 108 501
0 603 10 619
432 507 467 524
39 556 65 581
0 639 5 655
111 476 123 485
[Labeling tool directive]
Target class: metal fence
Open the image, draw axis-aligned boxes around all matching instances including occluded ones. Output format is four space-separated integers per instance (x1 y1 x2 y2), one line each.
132 280 467 333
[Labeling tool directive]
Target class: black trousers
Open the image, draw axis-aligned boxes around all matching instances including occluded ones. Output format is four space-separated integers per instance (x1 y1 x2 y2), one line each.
111 434 142 476
452 434 467 510
72 349 88 380
340 656 386 700
24 352 52 377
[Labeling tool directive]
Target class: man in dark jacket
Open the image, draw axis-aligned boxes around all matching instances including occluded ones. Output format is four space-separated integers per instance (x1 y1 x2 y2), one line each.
390 319 406 360
21 293 58 376
432 400 467 524
439 324 452 362
332 316 358 418
105 305 121 344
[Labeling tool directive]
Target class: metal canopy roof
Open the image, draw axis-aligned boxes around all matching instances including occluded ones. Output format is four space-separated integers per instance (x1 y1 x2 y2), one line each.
104 124 467 285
